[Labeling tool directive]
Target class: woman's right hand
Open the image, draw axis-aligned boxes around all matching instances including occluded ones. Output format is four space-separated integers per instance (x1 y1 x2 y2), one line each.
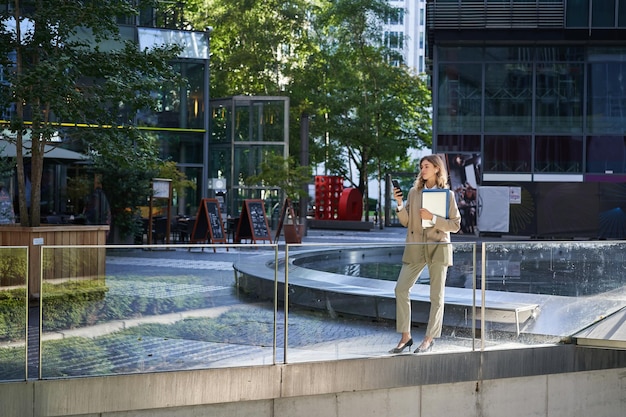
394 187 403 205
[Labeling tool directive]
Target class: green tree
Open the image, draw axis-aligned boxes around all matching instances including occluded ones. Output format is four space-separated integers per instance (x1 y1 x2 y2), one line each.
186 0 314 98
287 0 431 219
183 0 431 222
0 0 182 227
72 127 195 240
77 127 161 239
248 153 311 202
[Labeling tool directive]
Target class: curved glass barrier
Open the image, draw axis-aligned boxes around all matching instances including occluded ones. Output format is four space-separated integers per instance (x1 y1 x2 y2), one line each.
39 244 279 378
282 242 481 361
8 238 624 379
479 240 626 348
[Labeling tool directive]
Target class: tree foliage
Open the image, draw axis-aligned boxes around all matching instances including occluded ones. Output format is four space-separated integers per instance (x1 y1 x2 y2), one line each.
287 0 432 214
187 0 314 98
0 0 182 226
248 153 311 201
74 127 161 238
186 0 431 215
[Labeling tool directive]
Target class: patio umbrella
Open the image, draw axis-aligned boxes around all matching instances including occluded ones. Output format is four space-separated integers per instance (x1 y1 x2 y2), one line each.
0 137 88 161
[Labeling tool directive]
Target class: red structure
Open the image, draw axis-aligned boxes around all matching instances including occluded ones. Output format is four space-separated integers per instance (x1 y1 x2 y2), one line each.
338 188 363 221
314 175 343 220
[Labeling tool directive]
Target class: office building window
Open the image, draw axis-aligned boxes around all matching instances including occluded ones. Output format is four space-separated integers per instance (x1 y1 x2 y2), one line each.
157 131 204 164
587 59 626 133
586 136 626 173
484 135 531 173
235 100 286 142
439 46 484 61
211 105 232 144
535 135 583 173
209 147 231 181
136 62 205 129
592 0 616 27
566 0 589 27
484 63 532 132
234 145 284 182
484 46 533 62
436 134 481 152
384 31 404 49
620 0 626 26
387 8 404 25
535 63 583 133
178 166 203 216
437 63 482 133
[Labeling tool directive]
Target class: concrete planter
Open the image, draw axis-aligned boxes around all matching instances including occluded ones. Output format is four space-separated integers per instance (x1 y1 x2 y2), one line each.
0 225 109 299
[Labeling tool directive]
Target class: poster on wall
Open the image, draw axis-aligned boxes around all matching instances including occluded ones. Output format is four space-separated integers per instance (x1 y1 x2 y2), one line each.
509 187 522 204
477 186 510 233
444 153 481 235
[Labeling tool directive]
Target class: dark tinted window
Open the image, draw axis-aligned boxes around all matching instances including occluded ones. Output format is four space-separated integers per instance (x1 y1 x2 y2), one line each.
484 135 531 172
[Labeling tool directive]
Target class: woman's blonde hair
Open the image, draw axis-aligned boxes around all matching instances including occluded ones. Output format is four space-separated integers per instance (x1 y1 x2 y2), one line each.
414 154 449 190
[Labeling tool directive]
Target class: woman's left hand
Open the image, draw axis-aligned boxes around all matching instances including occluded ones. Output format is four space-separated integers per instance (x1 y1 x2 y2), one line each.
419 208 433 220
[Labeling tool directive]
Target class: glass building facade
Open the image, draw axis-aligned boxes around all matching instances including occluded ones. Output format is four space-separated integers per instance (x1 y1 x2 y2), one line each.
112 26 290 219
1 12 289 222
208 96 290 220
427 0 626 239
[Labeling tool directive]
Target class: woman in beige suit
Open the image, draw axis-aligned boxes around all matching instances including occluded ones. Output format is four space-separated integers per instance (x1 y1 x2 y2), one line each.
389 154 461 354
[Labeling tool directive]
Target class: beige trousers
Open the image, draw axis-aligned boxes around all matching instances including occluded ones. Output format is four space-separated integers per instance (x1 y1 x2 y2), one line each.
394 261 448 339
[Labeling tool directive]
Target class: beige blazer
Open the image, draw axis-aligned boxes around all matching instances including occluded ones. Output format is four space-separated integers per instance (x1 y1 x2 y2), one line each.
397 187 461 266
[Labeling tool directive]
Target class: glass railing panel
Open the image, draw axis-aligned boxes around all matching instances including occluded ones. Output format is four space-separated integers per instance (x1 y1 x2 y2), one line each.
39 243 278 378
478 241 626 349
282 241 478 362
0 246 28 382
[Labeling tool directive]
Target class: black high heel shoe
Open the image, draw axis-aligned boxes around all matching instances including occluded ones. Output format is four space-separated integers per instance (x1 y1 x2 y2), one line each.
388 338 413 354
414 340 434 354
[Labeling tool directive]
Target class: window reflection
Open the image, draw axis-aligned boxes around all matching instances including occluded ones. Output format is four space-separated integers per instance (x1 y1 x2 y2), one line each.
535 136 583 173
156 132 204 164
591 0 616 27
234 101 285 142
535 63 583 133
566 0 590 27
484 135 531 172
136 62 205 129
484 63 532 132
586 136 626 173
437 63 482 133
436 134 481 152
233 146 283 184
588 61 626 133
434 44 626 177
209 147 231 180
177 167 202 217
211 105 231 144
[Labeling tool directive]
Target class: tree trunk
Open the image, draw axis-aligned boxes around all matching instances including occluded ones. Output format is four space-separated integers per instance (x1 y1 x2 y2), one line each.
30 132 43 227
14 1 30 226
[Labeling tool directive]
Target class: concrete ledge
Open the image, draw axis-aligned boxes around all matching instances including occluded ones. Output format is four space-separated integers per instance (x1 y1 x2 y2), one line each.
4 345 626 416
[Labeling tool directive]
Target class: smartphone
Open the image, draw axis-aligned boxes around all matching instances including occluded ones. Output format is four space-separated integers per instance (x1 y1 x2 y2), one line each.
392 179 400 189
